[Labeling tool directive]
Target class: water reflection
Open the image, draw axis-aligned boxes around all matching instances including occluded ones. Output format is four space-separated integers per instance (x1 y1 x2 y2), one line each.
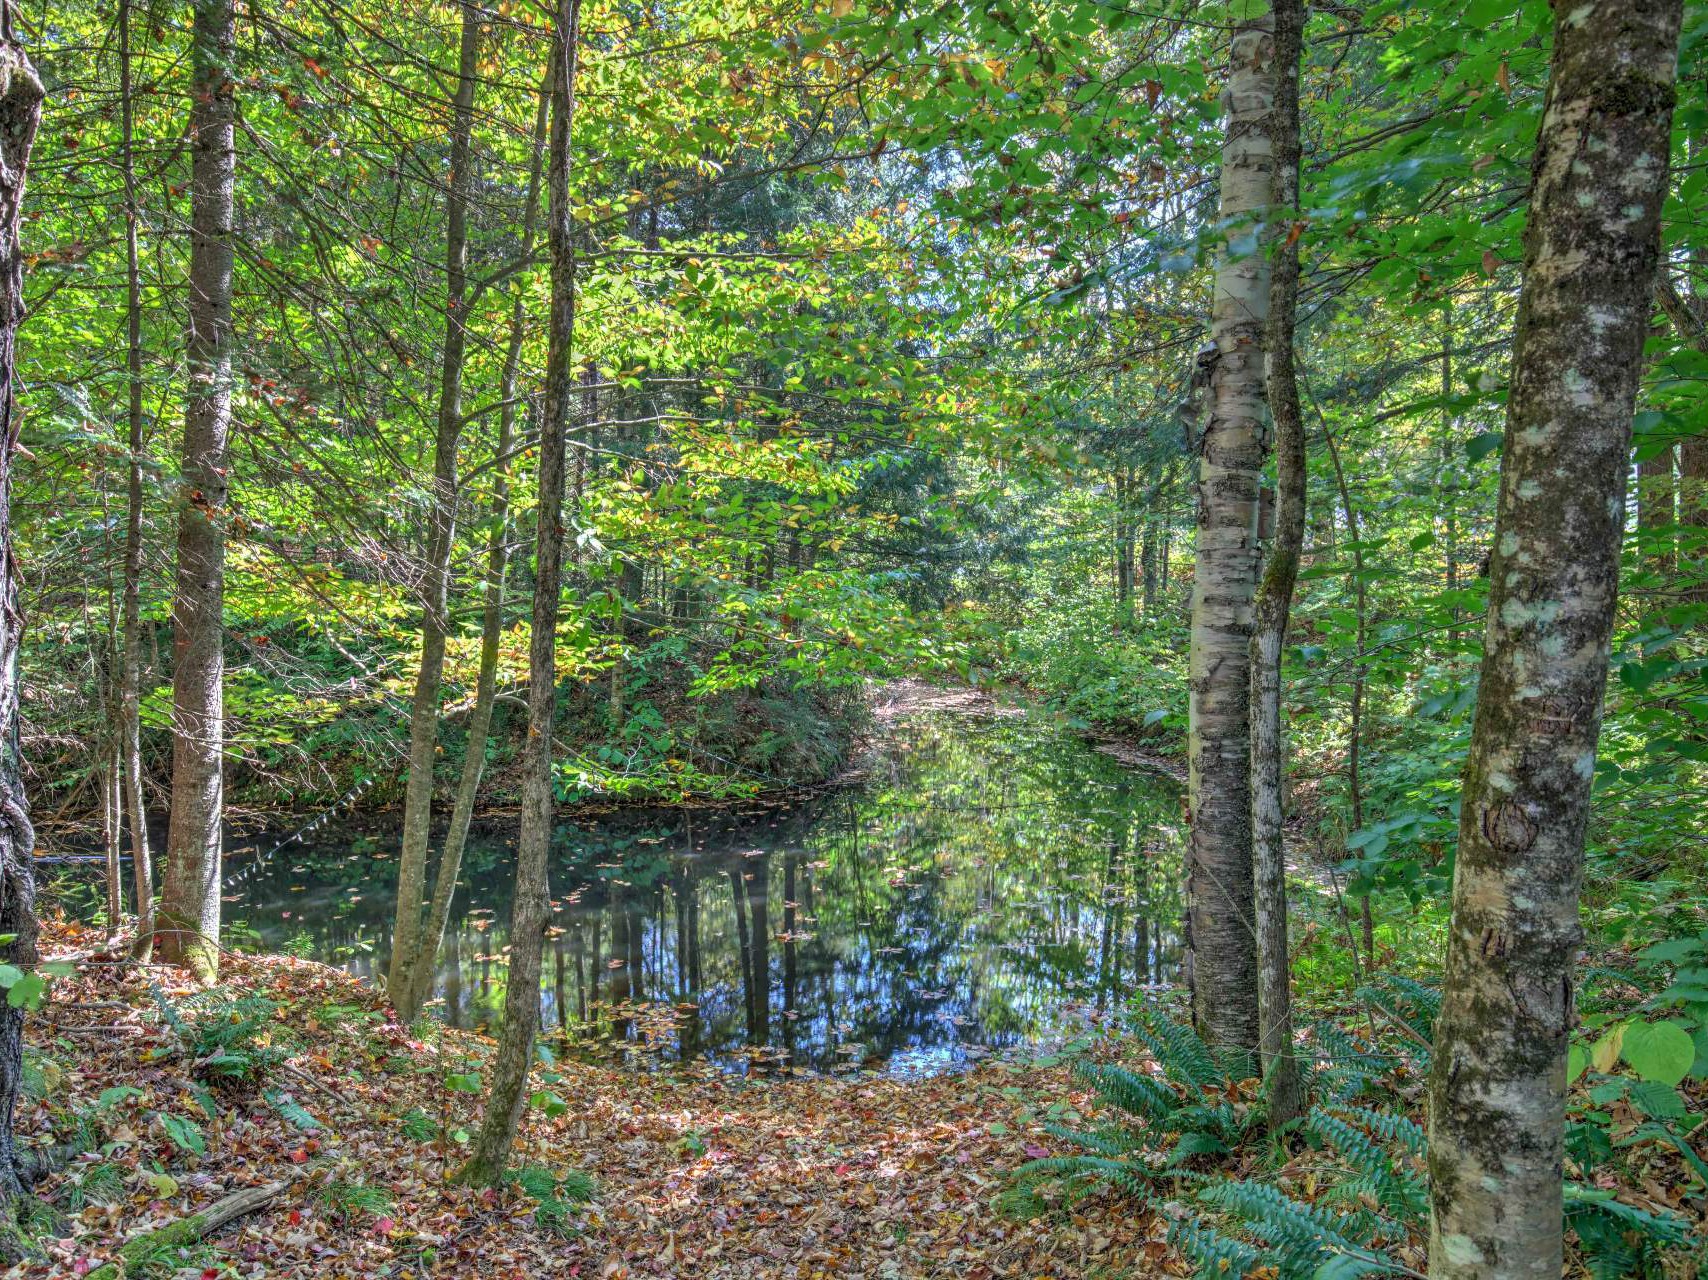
226 709 1184 1074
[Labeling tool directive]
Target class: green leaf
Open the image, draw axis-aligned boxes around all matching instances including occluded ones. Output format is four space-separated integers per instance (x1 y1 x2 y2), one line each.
1465 432 1503 463
160 1112 206 1155
1620 1021 1694 1086
6 974 46 1009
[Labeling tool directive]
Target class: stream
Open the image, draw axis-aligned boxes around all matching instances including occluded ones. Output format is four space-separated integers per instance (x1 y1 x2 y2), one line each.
220 698 1184 1075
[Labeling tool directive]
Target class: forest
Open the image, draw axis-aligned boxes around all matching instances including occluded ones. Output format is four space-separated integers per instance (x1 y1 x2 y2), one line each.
0 0 1702 1274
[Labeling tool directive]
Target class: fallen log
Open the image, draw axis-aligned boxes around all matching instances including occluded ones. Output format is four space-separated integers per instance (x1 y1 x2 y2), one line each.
84 1178 292 1279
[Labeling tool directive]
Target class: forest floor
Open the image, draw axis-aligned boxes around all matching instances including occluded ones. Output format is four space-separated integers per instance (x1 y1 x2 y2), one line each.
22 919 1188 1279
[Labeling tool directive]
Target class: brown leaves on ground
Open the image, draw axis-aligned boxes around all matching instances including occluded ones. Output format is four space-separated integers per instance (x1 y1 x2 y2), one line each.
18 921 1186 1279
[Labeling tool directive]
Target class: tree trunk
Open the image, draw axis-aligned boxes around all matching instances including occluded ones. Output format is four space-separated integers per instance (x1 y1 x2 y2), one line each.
1185 4 1273 1056
1427 6 1681 1277
1657 276 1708 603
392 46 552 1027
119 0 153 961
1248 0 1305 1129
1636 443 1676 573
0 17 42 1252
390 0 482 1009
157 0 237 983
457 0 581 1186
1323 423 1374 963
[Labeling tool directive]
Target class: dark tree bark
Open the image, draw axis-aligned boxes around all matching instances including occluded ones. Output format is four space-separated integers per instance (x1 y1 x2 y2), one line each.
457 0 581 1186
1249 0 1306 1129
1427 5 1682 1276
158 0 237 983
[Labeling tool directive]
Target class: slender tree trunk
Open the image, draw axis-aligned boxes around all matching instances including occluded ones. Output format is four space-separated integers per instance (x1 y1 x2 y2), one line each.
1441 311 1462 652
1186 4 1274 1055
101 747 122 936
391 0 482 1006
1323 422 1373 961
1636 443 1676 573
0 13 41 1249
118 0 153 961
157 0 237 982
1427 6 1681 1276
1248 0 1305 1128
457 0 581 1185
1657 276 1708 604
392 57 552 1026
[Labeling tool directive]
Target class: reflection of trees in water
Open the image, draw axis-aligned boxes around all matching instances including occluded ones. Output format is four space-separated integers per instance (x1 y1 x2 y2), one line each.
229 713 1184 1071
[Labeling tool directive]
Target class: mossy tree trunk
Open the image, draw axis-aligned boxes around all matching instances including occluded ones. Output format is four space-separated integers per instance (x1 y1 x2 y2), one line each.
1186 0 1274 1056
1427 4 1682 1276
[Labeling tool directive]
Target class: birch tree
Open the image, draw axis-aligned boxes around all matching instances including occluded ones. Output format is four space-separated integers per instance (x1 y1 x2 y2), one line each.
1427 3 1684 1275
1187 0 1274 1054
1249 0 1304 1125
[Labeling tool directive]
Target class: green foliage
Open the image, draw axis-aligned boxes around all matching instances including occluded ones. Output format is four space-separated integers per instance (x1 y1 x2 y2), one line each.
1001 1010 1255 1219
64 1162 126 1212
400 1108 437 1143
264 1089 321 1133
152 986 287 1083
510 1164 596 1237
320 1178 395 1222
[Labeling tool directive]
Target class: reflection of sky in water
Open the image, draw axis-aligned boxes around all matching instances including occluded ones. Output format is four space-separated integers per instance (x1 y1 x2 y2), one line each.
224 709 1184 1076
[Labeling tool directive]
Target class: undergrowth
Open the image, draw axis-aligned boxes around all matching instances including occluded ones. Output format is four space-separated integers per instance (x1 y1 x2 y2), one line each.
1004 985 1700 1278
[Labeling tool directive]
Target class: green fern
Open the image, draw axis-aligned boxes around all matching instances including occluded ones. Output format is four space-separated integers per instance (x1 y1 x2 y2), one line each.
320 1177 394 1221
1195 1179 1382 1278
1564 1184 1690 1280
511 1164 596 1237
1071 1061 1179 1126
1357 975 1441 1057
1305 1108 1428 1222
264 1088 321 1132
1131 1010 1225 1090
1169 1216 1262 1277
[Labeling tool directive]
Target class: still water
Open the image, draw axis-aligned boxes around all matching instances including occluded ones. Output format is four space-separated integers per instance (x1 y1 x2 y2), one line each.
223 705 1183 1075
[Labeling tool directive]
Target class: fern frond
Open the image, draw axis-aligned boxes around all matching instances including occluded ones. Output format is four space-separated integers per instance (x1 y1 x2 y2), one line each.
1073 1061 1180 1127
1132 1010 1224 1090
1014 1154 1155 1201
1042 1121 1139 1158
1197 1178 1376 1264
1169 1216 1260 1278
